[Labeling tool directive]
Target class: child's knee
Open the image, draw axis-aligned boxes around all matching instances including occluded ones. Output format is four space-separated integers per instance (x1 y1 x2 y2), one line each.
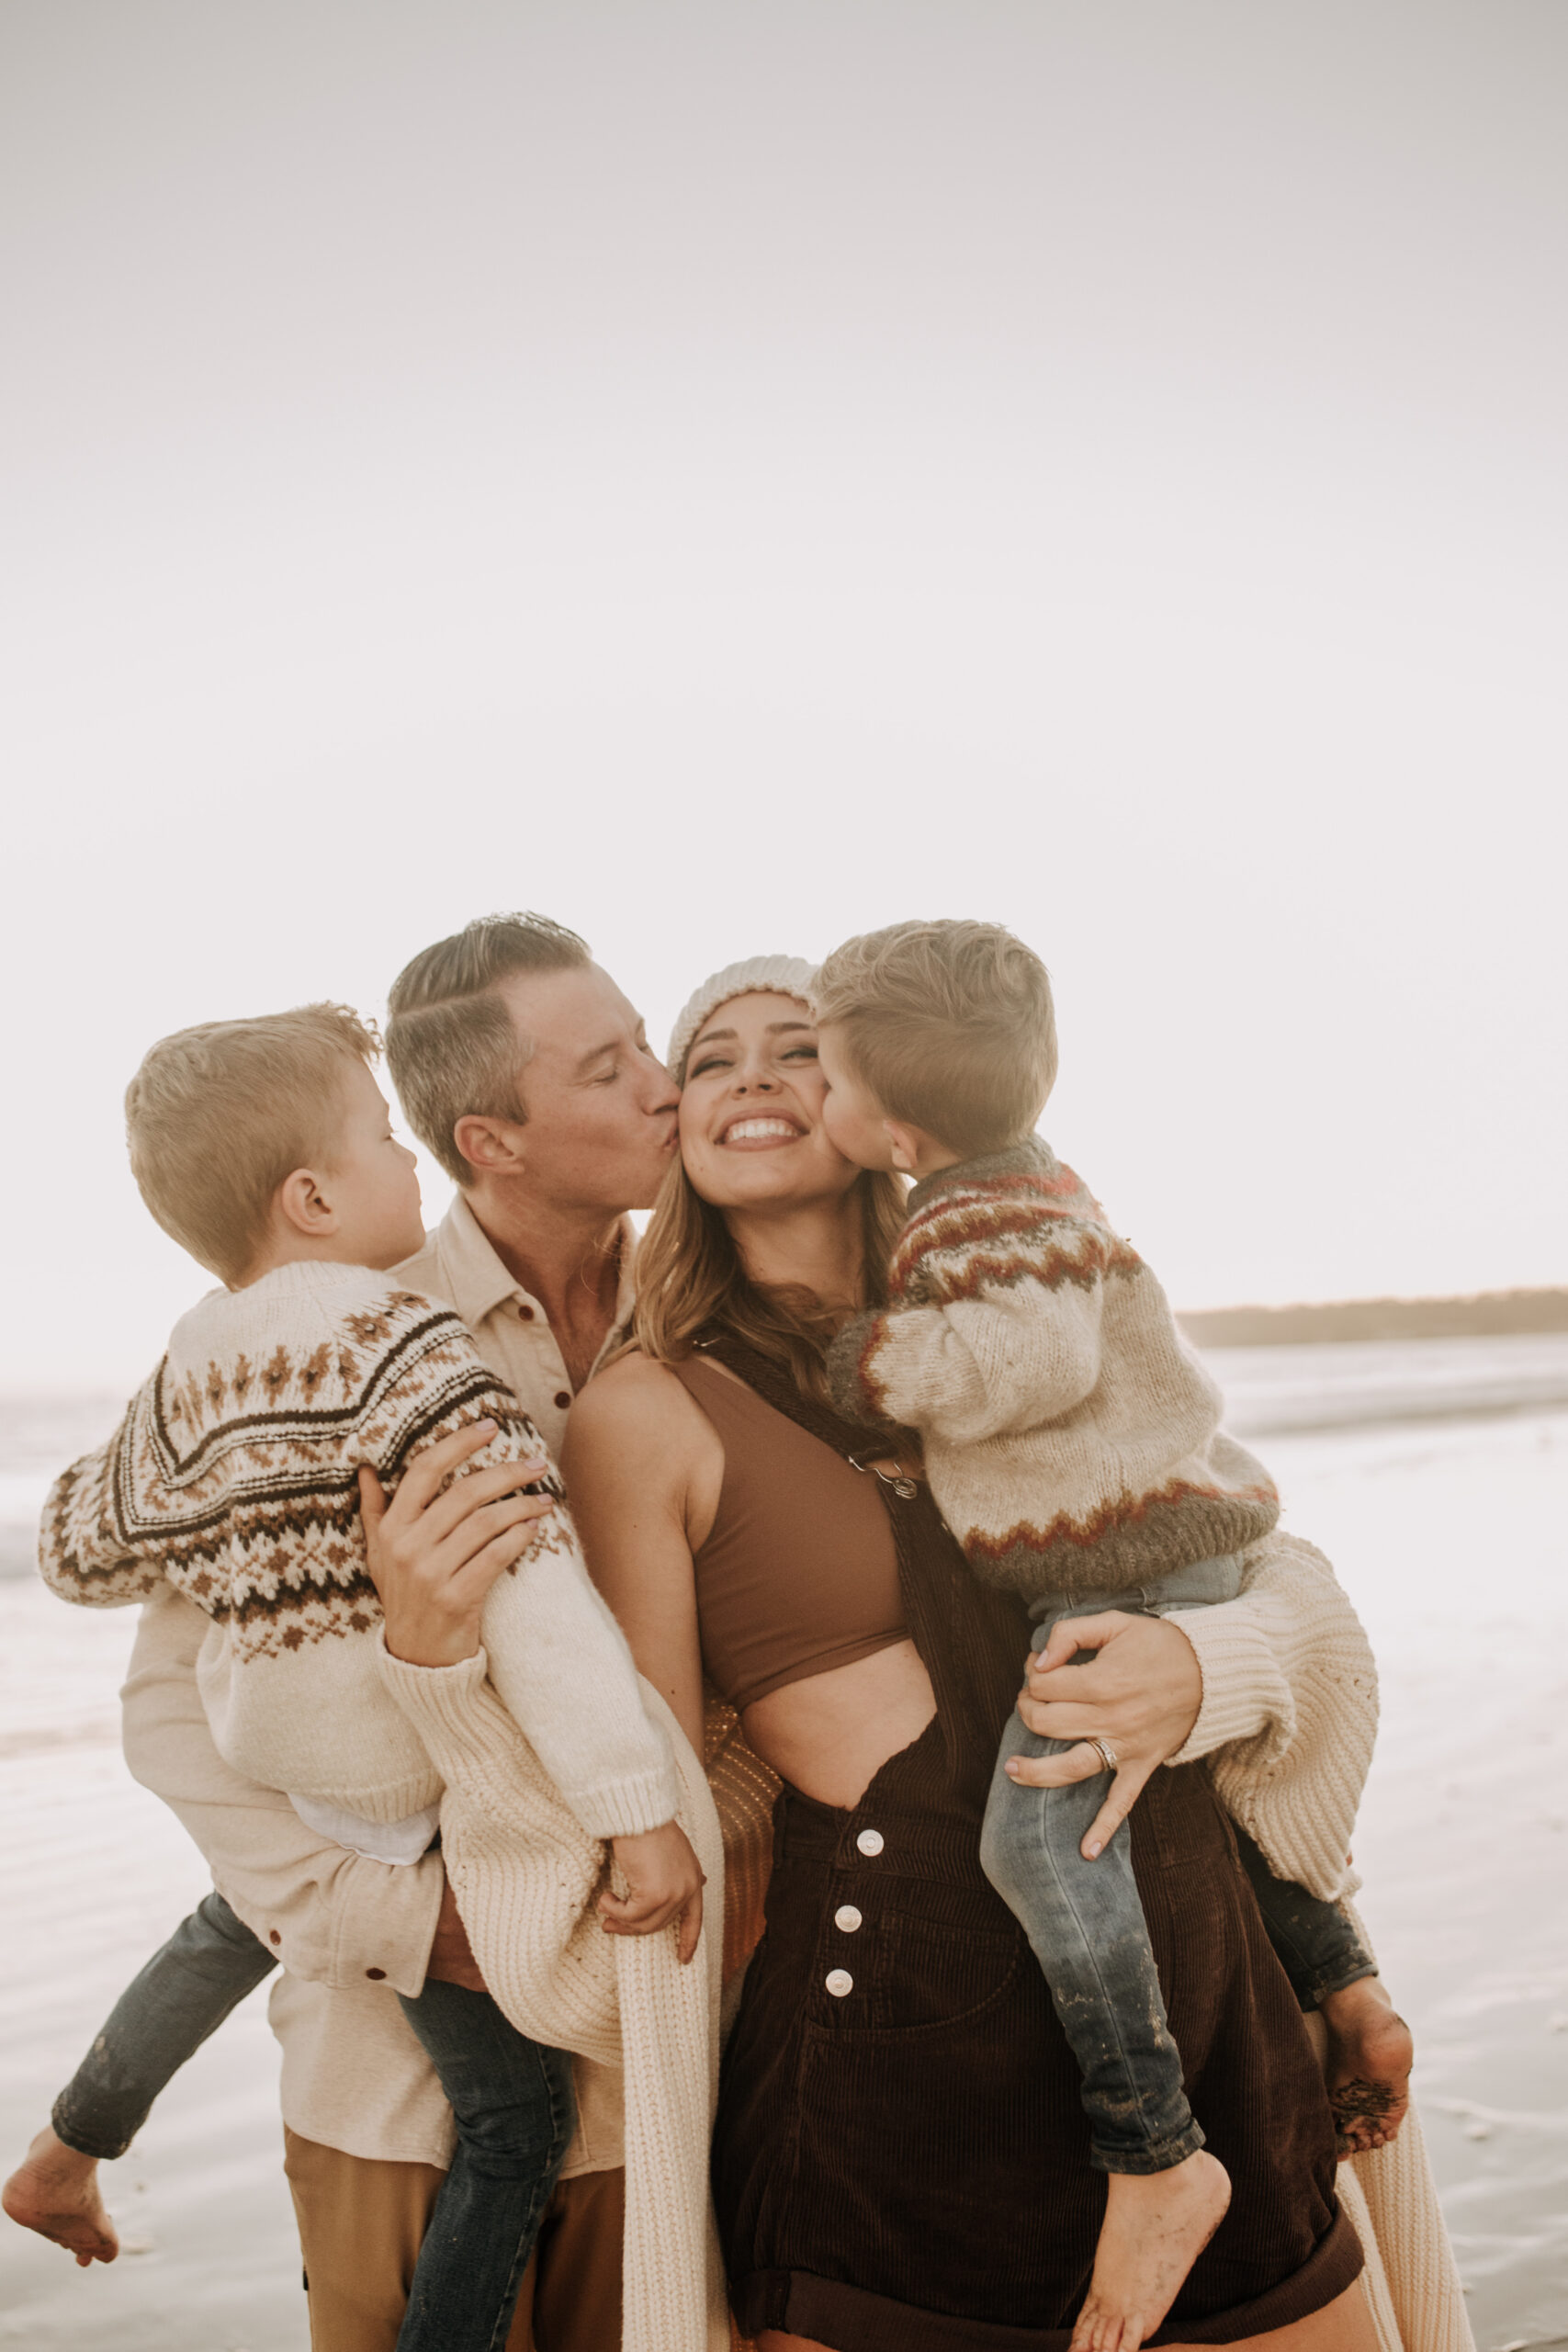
980 1775 1043 1905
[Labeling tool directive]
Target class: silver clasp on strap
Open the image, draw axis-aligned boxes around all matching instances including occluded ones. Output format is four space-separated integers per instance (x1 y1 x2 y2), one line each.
848 1451 919 1500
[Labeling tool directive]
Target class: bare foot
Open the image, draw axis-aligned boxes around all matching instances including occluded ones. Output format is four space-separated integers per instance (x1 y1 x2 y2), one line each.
1320 1976 1413 2155
2 2126 118 2267
1069 2150 1231 2352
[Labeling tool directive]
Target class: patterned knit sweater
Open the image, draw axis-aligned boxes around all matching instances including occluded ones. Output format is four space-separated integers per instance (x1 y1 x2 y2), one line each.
39 1261 679 1842
828 1138 1281 1600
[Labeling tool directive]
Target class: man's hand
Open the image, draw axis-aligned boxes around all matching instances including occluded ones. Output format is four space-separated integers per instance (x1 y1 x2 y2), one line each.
424 1876 488 1992
359 1421 557 1668
600 1822 706 1964
1005 1611 1203 1861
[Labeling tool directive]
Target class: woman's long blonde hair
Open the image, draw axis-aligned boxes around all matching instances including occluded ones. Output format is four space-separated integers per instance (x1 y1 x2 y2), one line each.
631 1152 908 1405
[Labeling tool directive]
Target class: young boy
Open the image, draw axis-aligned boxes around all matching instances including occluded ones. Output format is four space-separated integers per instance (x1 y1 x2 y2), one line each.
813 920 1412 2352
12 1003 703 2351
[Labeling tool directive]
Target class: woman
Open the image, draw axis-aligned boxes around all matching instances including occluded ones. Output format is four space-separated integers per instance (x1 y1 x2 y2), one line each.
556 958 1383 2351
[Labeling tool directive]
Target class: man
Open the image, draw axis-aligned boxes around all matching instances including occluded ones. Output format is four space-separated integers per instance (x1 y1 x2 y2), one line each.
8 912 680 2352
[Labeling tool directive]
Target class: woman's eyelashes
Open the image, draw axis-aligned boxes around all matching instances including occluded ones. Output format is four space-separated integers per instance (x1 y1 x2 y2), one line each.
691 1043 818 1081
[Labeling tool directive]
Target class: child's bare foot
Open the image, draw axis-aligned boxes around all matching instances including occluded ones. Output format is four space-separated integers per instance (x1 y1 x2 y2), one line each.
1068 2150 1231 2352
2 2126 118 2267
1320 1976 1413 2155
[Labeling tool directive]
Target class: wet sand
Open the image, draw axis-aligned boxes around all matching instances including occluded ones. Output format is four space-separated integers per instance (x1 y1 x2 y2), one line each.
2 1340 1565 2351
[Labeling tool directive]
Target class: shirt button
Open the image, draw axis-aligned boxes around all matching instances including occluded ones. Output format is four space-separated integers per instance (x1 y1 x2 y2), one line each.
855 1828 885 1857
825 1969 854 1997
834 1905 863 1933
365 1967 387 1981
268 1929 282 1946
516 1303 535 1321
554 1390 572 1410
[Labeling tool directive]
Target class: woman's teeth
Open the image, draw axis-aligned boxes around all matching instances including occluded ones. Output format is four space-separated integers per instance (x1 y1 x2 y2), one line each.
723 1118 799 1143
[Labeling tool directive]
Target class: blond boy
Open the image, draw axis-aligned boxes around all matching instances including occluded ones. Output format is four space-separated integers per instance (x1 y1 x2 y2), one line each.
814 920 1410 2352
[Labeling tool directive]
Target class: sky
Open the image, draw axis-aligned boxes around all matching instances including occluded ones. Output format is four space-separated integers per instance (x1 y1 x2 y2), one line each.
3 1 1565 1385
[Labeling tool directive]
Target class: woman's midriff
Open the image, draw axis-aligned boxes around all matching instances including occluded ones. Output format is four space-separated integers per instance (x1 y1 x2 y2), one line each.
740 1635 938 1809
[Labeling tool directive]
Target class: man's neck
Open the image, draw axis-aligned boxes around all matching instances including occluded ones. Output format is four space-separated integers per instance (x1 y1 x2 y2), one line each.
463 1179 626 1392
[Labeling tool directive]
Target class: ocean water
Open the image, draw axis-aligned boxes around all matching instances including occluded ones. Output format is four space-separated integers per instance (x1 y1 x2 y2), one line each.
1 1339 1565 2350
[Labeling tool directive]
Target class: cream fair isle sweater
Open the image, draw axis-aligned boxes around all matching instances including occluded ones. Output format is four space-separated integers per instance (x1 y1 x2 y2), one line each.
39 1261 679 1842
828 1137 1281 1594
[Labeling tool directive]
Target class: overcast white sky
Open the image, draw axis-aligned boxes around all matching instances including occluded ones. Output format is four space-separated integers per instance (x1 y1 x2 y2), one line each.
3 2 1565 1385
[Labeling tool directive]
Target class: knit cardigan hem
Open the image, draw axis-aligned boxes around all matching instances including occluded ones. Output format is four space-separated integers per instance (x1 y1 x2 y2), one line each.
376 1643 730 2352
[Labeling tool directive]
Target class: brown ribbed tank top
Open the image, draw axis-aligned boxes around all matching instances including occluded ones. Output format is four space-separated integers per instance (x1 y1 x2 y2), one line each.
666 1352 908 1713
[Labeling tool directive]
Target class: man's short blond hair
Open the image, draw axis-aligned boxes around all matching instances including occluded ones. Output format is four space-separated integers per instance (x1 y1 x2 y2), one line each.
386 912 592 1186
814 919 1058 1159
125 1003 380 1284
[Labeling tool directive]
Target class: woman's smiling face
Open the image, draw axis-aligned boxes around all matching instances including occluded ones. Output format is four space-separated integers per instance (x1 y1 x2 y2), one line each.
678 990 860 1209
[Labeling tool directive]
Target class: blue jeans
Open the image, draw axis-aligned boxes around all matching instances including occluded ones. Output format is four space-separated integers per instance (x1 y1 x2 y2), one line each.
394 1979 575 2352
50 1894 576 2352
978 1557 1374 2175
51 1892 278 2159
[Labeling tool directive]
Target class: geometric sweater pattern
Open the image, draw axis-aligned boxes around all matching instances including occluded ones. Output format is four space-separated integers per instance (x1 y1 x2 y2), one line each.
39 1260 678 1841
828 1137 1281 1600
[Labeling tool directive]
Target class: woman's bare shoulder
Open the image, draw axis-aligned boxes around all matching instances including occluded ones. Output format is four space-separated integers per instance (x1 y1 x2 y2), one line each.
570 1351 711 1453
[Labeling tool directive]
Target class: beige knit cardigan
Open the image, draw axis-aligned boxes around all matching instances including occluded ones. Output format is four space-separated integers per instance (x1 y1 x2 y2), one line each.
378 1642 730 2352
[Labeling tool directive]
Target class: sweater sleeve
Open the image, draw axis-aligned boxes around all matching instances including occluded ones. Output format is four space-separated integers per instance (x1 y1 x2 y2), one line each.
378 1322 682 1841
1165 1530 1380 1901
472 1510 682 1840
826 1247 1105 1444
37 1390 164 1610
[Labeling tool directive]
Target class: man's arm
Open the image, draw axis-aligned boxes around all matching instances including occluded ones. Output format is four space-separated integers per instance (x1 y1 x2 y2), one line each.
121 1587 446 1997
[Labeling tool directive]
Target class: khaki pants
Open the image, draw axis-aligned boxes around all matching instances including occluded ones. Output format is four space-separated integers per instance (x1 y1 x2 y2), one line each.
283 2127 625 2352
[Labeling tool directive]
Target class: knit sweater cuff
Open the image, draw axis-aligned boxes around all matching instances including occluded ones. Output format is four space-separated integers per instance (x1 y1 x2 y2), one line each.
374 1639 679 1842
825 1312 882 1426
1165 1603 1288 1769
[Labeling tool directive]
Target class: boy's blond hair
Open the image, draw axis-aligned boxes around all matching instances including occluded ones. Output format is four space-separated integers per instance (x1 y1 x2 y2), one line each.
125 1003 380 1284
813 919 1057 1159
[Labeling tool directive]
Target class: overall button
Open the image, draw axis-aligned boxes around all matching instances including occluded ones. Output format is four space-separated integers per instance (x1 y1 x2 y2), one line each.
825 1969 854 1997
855 1828 884 1857
834 1905 863 1934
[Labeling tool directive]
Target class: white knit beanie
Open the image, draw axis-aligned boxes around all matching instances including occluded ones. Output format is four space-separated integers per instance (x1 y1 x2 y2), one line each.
666 956 818 1083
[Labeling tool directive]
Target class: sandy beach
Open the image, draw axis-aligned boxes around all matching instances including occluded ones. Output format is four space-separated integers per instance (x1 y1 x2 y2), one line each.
2 1336 1565 2352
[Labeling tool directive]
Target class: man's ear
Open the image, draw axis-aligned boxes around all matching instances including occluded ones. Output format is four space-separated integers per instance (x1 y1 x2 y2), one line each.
883 1120 922 1175
452 1114 528 1179
274 1167 338 1240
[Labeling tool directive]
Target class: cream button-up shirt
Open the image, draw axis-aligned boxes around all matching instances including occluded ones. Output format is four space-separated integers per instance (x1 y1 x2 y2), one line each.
395 1193 637 1461
119 1195 638 2176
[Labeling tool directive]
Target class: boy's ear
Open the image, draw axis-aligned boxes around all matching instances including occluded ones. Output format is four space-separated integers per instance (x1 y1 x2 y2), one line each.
275 1167 337 1240
452 1113 528 1179
882 1119 923 1175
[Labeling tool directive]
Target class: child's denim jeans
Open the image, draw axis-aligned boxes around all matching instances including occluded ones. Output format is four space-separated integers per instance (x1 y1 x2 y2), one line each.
978 1555 1374 2175
50 1892 576 2352
395 1978 575 2352
51 1891 277 2159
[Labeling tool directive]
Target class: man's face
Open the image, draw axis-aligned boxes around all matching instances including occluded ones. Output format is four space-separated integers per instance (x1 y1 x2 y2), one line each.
491 963 679 1214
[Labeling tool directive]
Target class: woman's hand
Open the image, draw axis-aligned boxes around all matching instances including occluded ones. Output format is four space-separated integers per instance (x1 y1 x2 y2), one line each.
358 1421 557 1669
1005 1611 1202 1860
